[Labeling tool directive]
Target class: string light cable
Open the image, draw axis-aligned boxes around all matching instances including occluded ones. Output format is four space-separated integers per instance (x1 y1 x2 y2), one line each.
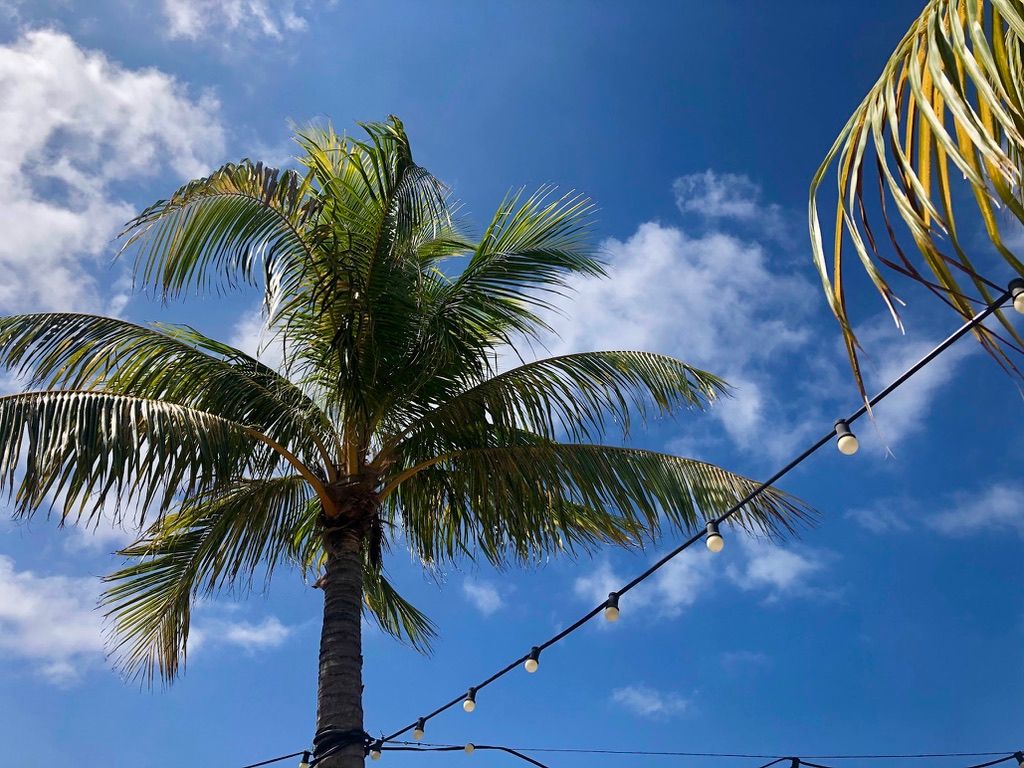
377 280 1023 745
236 279 1024 767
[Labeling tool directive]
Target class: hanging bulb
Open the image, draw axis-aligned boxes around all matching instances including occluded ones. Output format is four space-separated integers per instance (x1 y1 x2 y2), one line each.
705 520 725 553
524 646 541 673
369 741 383 761
465 743 476 755
604 591 620 622
463 687 477 712
413 718 425 741
1014 752 1023 768
298 751 311 768
834 419 859 455
1011 278 1024 314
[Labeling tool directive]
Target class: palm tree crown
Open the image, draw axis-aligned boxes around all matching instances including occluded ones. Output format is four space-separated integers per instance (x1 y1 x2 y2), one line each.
0 118 809 761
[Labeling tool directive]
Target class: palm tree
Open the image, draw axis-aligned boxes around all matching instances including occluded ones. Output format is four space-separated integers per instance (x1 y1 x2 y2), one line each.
0 117 809 767
809 0 1024 394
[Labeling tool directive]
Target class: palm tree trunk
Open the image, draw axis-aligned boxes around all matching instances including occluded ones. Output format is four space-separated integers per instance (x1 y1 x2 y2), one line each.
315 533 365 768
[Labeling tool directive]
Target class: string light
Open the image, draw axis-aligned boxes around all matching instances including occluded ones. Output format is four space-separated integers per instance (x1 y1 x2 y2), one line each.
1011 278 1024 314
834 419 859 455
465 743 476 755
705 520 725 552
298 752 310 768
604 592 620 622
1014 752 1023 768
413 719 426 741
524 647 541 673
372 283 1015 747
463 688 477 713
369 741 383 761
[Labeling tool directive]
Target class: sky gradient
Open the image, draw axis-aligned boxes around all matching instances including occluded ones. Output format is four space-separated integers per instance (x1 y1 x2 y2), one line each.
0 3 1021 768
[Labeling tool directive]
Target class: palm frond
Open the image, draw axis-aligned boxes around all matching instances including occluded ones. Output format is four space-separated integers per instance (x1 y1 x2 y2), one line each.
383 351 728 459
385 442 811 567
101 476 314 684
362 565 437 653
120 160 319 301
0 313 338 467
0 390 272 524
809 0 1024 392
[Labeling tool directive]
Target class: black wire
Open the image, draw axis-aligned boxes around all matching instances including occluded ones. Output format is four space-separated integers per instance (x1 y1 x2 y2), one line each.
379 285 1014 743
237 751 307 768
387 745 1019 765
382 744 552 767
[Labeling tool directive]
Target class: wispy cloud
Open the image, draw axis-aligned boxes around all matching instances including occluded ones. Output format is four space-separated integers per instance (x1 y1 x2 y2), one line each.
611 684 692 719
462 579 504 616
162 0 311 43
726 536 828 601
927 482 1024 538
673 169 786 238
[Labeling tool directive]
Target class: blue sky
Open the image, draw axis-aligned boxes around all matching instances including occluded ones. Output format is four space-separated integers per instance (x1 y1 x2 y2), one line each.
0 2 1021 767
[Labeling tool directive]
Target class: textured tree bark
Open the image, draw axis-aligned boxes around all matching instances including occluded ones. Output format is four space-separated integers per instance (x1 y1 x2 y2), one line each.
315 532 365 768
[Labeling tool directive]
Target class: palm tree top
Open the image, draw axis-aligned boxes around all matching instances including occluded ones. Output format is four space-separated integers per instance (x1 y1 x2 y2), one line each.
0 116 811 685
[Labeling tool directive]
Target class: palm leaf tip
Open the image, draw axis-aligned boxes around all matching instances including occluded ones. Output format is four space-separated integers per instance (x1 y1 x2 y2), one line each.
809 0 1024 392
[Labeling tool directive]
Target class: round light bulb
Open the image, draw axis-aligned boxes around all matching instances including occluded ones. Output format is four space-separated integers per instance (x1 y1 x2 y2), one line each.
706 532 724 552
524 657 539 673
462 698 475 713
837 433 859 455
370 748 382 761
298 753 311 768
603 604 620 622
465 743 475 754
413 728 424 741
1014 291 1024 315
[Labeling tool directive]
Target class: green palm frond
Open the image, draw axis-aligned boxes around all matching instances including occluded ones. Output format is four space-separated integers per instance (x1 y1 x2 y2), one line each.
384 351 728 457
121 159 319 300
362 565 437 653
443 187 602 344
0 391 271 523
101 476 314 684
0 313 337 467
385 442 811 567
809 0 1024 392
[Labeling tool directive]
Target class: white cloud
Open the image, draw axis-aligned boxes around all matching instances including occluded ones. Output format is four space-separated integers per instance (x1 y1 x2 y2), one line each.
0 555 105 685
928 482 1024 538
726 536 826 601
611 684 691 719
573 552 713 619
674 170 784 235
162 0 310 42
214 616 292 651
230 306 287 371
845 503 910 534
854 318 974 451
0 30 224 314
462 579 504 616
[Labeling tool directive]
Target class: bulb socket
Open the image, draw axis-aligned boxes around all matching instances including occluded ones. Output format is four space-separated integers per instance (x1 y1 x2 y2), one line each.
462 687 477 712
299 751 311 768
413 718 425 741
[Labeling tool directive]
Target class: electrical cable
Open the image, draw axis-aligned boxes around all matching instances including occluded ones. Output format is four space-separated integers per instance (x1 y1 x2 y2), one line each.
378 283 1015 744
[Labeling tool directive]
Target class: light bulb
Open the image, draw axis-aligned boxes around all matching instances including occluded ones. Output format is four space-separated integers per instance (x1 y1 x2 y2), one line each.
463 688 476 712
413 719 425 741
1015 752 1023 768
604 592 620 622
1011 279 1024 314
465 743 476 755
834 419 859 455
298 751 311 768
369 742 383 761
524 646 540 673
705 521 724 553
